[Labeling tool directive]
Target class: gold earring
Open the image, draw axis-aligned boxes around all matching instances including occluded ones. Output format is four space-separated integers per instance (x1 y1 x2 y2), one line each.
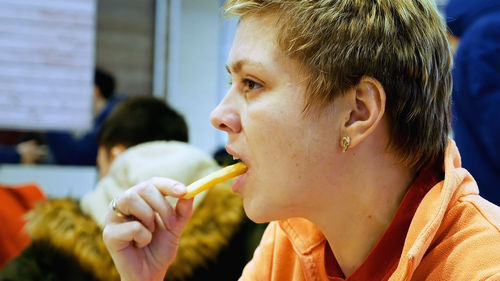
341 136 350 152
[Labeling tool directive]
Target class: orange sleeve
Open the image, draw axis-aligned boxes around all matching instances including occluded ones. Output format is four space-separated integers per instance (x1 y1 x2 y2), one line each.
0 183 46 267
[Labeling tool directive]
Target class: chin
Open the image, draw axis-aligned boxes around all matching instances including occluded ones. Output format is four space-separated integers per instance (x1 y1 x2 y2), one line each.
242 197 284 224
242 200 273 224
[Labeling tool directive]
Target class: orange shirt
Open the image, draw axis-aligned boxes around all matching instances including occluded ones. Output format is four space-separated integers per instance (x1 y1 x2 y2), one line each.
325 166 441 280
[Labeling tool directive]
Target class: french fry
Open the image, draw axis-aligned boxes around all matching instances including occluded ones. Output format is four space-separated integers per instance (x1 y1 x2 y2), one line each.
182 162 248 199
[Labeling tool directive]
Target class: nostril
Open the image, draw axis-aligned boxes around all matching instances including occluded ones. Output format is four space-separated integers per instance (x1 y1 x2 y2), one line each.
210 102 241 133
210 114 230 132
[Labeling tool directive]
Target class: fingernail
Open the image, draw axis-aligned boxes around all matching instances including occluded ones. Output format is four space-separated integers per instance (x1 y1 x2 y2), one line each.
172 183 186 195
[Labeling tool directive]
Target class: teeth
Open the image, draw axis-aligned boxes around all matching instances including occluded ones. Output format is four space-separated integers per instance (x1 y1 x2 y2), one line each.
233 156 239 160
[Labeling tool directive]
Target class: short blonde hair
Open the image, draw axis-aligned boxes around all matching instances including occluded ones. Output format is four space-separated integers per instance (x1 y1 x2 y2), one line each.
224 0 452 171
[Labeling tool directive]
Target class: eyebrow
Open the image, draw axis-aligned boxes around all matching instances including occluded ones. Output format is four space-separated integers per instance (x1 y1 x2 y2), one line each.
225 59 263 74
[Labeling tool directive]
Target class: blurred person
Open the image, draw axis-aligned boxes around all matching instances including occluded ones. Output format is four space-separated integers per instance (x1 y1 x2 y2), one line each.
446 0 500 205
0 140 46 165
103 1 500 281
45 67 123 166
0 96 248 281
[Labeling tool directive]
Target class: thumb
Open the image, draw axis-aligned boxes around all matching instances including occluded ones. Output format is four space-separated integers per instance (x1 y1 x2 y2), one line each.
173 198 194 233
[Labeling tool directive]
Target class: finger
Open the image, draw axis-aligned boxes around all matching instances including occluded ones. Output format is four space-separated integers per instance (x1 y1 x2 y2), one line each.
103 220 153 251
136 181 177 230
111 199 127 219
148 177 187 198
105 199 129 224
116 190 157 232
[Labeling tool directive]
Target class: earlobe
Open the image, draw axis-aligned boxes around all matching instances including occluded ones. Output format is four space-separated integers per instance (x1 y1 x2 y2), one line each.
342 77 386 149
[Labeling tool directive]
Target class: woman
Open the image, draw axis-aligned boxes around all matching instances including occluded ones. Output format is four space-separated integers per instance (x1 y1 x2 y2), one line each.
103 0 500 280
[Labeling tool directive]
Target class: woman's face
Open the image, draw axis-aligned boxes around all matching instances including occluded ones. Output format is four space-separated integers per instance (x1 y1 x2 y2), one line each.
210 14 344 222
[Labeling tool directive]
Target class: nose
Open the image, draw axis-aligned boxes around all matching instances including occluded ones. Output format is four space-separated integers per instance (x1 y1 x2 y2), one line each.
210 95 242 134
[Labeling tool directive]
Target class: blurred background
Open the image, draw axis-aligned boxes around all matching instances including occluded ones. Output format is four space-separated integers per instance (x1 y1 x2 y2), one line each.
0 0 237 198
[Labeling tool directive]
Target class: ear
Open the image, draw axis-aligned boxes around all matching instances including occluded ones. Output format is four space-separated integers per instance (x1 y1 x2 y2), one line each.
109 144 127 162
340 76 386 149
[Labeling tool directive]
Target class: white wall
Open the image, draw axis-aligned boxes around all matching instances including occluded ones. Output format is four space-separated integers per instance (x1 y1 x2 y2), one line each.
167 0 236 156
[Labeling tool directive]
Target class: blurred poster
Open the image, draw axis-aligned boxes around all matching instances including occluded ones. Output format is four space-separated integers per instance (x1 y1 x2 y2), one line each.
0 0 95 131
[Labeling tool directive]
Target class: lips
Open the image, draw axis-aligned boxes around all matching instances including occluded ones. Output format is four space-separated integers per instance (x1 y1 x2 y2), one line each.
225 146 247 167
232 167 249 193
225 146 249 193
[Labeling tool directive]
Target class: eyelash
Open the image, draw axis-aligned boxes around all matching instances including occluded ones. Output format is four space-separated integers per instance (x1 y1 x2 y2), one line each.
228 77 261 90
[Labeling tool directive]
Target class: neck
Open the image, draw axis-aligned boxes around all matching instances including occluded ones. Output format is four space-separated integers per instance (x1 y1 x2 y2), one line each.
308 142 415 277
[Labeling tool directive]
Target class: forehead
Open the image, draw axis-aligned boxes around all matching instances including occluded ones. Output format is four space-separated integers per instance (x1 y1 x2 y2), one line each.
227 14 284 71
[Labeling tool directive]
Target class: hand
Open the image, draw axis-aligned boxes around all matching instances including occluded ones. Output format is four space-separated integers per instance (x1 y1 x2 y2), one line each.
103 177 194 281
16 140 46 164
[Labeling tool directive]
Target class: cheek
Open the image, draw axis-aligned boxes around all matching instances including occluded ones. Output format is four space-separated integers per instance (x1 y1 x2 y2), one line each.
247 108 297 160
252 116 338 186
247 114 314 183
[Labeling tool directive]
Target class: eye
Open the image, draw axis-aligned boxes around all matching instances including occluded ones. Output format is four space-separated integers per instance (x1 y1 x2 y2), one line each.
243 78 262 91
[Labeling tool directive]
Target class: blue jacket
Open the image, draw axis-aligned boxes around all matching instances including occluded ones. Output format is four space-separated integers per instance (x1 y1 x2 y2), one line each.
446 0 500 205
0 145 20 164
45 97 121 166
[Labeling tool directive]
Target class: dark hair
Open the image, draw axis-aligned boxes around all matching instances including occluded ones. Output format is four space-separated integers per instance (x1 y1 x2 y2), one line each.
97 96 189 150
94 67 116 100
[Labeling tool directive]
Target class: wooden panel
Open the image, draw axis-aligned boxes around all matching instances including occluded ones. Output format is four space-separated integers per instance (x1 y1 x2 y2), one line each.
95 0 154 96
0 0 96 132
